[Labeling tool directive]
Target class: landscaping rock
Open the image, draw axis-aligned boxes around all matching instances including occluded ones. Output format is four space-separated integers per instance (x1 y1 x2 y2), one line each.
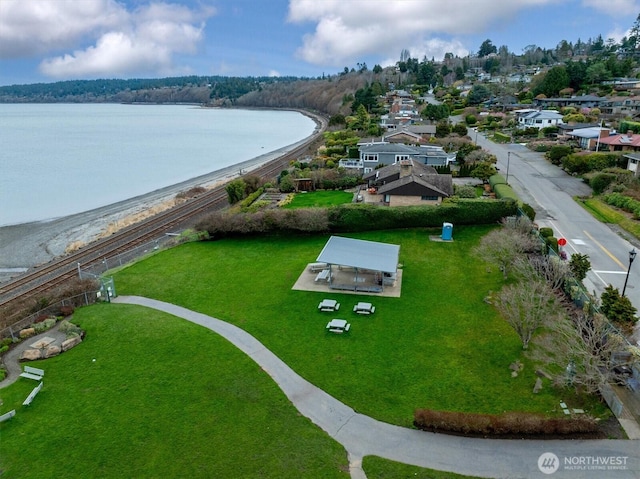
20 349 41 361
62 336 82 351
44 345 61 358
533 378 543 394
19 328 36 339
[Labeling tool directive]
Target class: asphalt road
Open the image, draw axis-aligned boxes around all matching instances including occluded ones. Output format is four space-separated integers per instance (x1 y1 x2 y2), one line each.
475 131 640 343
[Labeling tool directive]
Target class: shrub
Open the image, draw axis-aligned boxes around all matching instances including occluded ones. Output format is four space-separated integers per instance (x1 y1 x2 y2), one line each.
545 236 559 254
493 131 510 143
493 183 518 201
539 227 554 238
546 145 572 165
59 305 74 317
600 285 638 324
58 320 84 337
520 203 536 221
33 317 56 333
413 409 598 436
453 185 476 198
590 173 617 195
488 174 507 189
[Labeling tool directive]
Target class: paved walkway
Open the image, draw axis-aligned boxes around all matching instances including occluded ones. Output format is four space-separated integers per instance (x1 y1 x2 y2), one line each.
114 296 640 479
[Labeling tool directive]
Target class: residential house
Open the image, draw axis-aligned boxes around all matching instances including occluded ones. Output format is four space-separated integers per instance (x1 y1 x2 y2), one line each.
341 142 456 174
517 110 564 129
557 123 599 139
533 95 604 109
567 127 610 149
362 160 453 206
382 126 436 145
599 96 640 119
624 152 640 176
596 132 640 152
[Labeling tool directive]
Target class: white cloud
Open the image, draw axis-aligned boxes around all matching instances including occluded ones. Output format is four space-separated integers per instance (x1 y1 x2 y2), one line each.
287 0 558 66
268 70 281 77
0 0 127 58
0 1 214 78
582 0 640 14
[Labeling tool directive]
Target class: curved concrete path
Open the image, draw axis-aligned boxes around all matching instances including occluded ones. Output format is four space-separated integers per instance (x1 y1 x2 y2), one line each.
114 296 640 479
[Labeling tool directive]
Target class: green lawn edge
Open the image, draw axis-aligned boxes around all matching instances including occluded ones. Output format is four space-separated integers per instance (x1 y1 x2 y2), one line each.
0 304 348 479
363 455 481 479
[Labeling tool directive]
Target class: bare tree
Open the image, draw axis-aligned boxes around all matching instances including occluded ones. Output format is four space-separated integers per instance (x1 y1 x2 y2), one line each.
513 254 569 291
530 311 626 395
473 228 538 279
494 280 560 349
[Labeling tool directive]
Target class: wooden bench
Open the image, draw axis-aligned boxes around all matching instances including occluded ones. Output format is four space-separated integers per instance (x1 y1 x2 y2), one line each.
23 381 43 406
20 366 44 381
0 410 16 423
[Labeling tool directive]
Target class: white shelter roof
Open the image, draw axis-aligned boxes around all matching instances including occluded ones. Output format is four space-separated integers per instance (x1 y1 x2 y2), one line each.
316 236 400 273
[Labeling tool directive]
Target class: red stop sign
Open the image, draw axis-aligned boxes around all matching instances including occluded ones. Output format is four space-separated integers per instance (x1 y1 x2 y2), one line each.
558 238 567 246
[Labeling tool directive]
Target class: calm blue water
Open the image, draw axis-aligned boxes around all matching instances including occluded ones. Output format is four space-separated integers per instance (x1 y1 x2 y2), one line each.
0 104 315 226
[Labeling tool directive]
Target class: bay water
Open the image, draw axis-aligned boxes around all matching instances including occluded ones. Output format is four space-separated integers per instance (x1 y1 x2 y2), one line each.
0 104 316 226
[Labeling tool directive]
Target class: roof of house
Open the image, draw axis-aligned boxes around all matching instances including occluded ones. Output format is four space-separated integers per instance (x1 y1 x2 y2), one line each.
316 236 400 273
567 127 607 139
362 161 438 182
598 133 640 147
558 123 599 131
520 110 564 120
376 173 453 197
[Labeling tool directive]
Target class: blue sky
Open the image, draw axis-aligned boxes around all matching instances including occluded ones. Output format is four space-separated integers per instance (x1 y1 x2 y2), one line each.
0 0 638 86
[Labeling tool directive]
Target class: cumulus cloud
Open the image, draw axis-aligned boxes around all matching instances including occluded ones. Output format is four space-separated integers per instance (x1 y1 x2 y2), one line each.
287 0 557 66
582 0 640 14
0 0 214 78
0 0 127 58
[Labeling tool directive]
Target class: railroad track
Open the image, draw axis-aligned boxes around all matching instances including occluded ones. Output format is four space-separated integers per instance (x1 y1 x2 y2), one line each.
1 112 326 310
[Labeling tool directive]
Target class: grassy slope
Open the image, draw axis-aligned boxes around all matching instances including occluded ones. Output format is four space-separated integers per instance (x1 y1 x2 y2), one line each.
0 305 347 478
112 227 578 426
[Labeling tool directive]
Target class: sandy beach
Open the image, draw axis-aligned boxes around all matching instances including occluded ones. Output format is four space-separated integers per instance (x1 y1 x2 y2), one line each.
0 141 304 283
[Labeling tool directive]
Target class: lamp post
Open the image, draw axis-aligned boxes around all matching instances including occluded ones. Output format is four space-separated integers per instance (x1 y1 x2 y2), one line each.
506 151 511 184
622 248 637 297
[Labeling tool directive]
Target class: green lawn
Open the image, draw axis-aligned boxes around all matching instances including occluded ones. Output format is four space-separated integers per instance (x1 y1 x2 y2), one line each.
0 305 347 478
578 196 640 240
363 456 480 479
282 190 354 208
110 227 585 426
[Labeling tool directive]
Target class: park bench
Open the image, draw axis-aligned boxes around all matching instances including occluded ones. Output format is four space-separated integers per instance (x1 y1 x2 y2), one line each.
20 365 44 381
309 262 327 272
23 381 43 406
0 410 16 423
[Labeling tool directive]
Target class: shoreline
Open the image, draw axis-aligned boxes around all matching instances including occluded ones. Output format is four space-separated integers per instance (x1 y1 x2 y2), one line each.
0 131 316 282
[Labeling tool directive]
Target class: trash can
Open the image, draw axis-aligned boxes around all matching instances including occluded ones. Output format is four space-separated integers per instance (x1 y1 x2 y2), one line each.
441 222 453 241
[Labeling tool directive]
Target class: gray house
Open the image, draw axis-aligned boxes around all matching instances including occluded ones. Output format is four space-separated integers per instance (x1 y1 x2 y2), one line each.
517 110 564 129
340 142 455 174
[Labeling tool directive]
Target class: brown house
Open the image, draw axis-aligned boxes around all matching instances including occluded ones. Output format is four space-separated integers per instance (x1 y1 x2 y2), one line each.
363 160 453 206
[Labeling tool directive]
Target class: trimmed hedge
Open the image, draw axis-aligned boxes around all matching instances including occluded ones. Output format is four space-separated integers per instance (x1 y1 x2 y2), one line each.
488 174 507 189
493 131 510 143
493 183 518 201
196 200 519 238
414 409 599 437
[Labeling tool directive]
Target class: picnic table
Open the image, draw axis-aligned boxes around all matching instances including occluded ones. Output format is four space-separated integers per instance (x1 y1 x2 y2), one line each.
318 299 340 312
326 319 351 333
315 269 330 282
353 302 375 314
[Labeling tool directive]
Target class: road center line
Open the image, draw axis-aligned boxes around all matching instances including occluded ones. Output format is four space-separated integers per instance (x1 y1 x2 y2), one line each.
583 230 626 270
